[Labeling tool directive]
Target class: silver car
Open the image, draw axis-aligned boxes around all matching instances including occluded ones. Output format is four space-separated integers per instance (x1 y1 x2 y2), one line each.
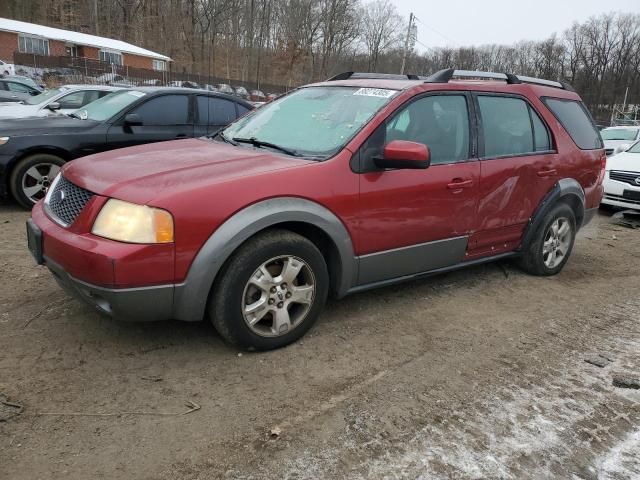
0 85 122 119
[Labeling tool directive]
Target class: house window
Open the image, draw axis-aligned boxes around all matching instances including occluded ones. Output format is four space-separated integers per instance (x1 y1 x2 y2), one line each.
100 50 123 65
66 45 79 57
18 35 50 55
152 60 166 71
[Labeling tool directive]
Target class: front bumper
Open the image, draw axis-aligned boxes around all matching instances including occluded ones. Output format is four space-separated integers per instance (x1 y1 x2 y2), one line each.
602 173 640 210
29 201 178 322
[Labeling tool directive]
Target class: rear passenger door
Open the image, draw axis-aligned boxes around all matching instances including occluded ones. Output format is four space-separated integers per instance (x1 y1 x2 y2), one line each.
470 93 556 258
355 92 480 285
106 93 194 149
194 95 240 137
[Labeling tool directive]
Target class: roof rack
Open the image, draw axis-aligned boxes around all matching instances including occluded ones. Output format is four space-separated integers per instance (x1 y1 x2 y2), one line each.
424 68 575 91
327 72 422 81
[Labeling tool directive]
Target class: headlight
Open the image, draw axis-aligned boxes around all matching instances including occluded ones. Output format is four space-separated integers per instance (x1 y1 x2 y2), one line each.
0 137 9 146
92 199 174 244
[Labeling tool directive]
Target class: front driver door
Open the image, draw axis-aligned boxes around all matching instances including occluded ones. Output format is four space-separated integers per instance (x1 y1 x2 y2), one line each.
106 93 194 149
355 92 480 285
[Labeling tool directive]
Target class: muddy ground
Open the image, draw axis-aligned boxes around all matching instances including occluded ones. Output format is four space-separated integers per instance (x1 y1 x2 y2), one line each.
1 201 639 480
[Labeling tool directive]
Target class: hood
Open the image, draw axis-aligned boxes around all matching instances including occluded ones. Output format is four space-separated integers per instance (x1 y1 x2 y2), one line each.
606 151 640 173
0 115 98 136
63 138 315 205
604 139 634 151
0 104 42 119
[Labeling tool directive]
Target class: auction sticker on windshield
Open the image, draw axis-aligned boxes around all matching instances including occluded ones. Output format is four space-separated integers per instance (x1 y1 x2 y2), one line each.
353 88 396 98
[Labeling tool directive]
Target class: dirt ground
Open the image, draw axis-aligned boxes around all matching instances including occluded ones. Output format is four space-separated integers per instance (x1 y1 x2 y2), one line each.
1 200 639 480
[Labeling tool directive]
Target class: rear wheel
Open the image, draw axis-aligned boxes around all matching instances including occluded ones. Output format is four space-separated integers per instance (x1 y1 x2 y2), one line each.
518 203 576 276
10 154 65 209
209 229 329 350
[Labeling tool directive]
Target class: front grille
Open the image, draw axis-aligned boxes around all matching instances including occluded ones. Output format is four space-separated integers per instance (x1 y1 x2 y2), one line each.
610 170 640 187
46 176 94 226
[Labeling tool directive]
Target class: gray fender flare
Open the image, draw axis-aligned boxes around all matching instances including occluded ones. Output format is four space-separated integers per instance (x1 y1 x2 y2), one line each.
519 178 586 251
172 197 357 321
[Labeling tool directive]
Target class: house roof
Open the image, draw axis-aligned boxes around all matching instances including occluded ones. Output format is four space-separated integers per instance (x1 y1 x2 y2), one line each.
0 17 171 61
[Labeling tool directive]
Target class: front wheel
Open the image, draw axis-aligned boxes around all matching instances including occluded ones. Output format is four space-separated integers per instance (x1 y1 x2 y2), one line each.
518 203 576 276
209 229 329 350
10 154 65 209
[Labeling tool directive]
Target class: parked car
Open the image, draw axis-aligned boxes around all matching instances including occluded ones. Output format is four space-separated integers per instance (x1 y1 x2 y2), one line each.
266 93 280 102
26 70 605 350
0 78 41 102
141 79 163 86
234 86 249 99
0 59 15 77
601 140 640 210
249 90 266 102
0 85 121 119
601 126 640 156
168 80 200 89
4 75 44 92
1 87 252 207
217 84 234 95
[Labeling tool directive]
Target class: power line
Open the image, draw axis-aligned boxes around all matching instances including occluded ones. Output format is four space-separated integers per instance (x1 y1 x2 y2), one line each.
413 16 460 47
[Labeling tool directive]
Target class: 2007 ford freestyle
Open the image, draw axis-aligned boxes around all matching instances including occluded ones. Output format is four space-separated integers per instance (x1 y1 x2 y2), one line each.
28 69 605 350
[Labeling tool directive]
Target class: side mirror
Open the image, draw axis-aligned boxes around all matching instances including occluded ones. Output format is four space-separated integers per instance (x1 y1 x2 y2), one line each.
46 102 61 111
124 113 143 126
30 90 39 96
374 140 430 169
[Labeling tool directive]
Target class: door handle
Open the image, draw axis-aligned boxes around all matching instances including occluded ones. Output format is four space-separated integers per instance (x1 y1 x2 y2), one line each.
537 168 557 177
447 179 474 189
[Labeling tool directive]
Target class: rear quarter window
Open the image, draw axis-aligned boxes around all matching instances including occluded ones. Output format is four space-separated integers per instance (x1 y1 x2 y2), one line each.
542 98 602 150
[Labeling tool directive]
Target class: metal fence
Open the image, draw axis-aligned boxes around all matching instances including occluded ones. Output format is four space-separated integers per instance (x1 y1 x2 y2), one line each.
12 52 289 95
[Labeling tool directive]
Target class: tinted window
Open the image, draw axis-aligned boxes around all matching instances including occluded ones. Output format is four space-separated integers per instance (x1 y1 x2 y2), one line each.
530 107 551 151
543 98 602 150
478 96 535 157
237 104 250 116
132 95 190 125
197 96 237 125
386 95 470 165
83 90 102 105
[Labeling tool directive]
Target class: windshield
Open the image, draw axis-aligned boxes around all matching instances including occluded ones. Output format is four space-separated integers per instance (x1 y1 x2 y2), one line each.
76 90 144 121
627 141 640 154
601 128 639 141
23 88 62 105
222 86 397 158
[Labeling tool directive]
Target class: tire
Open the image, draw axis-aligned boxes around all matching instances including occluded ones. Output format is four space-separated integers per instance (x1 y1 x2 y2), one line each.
209 229 329 350
518 203 576 276
10 154 65 209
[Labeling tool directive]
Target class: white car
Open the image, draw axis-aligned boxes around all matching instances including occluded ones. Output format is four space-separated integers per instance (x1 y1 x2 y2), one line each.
0 85 121 119
601 126 640 157
0 59 15 76
602 141 640 210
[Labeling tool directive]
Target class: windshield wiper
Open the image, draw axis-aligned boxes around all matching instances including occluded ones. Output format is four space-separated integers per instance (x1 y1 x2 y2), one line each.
215 131 237 145
232 136 299 156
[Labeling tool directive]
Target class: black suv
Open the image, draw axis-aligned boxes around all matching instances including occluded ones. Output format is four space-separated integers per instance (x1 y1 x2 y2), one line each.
0 87 252 207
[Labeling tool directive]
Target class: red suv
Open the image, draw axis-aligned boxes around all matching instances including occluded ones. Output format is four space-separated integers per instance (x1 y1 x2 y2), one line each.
27 69 605 350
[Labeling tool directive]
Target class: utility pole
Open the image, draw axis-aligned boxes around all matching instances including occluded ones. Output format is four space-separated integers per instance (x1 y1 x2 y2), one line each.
94 0 99 36
400 12 414 75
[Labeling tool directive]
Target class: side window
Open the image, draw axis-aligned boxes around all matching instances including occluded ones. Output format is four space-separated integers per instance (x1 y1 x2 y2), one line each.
131 95 190 125
359 95 470 170
237 104 250 116
82 90 102 106
478 96 534 157
7 82 30 93
57 91 86 109
543 98 602 150
530 107 551 151
197 97 237 125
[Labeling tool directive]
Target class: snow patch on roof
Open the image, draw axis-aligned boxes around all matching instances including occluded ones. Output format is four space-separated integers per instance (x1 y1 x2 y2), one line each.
0 17 171 61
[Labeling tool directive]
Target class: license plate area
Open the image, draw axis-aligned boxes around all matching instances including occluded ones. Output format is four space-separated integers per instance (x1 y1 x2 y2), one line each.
623 190 640 201
26 219 44 265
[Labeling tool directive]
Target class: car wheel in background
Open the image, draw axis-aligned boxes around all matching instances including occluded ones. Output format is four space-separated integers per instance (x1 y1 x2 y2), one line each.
10 154 65 209
518 203 577 276
209 229 329 350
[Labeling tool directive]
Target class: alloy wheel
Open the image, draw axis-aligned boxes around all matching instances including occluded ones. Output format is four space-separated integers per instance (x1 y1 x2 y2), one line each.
241 255 316 337
542 217 572 269
21 163 61 204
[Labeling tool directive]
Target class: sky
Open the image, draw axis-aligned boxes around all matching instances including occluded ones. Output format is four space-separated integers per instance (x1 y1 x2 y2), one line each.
392 0 640 50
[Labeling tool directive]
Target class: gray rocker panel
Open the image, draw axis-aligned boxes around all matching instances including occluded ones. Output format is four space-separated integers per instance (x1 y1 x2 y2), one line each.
357 236 469 285
172 197 357 322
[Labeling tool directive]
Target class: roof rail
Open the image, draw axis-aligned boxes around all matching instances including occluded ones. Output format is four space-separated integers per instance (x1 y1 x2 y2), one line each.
327 72 421 81
424 68 574 91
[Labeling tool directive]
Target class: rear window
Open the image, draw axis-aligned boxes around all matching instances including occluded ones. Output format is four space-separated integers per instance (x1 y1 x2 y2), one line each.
543 98 602 150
